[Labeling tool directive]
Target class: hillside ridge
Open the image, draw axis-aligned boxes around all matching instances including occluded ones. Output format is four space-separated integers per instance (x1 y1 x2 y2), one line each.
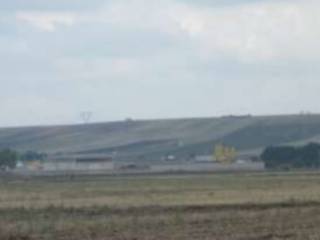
1 114 320 160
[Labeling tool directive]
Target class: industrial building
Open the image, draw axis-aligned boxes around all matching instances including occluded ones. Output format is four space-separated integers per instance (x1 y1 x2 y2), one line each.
19 154 114 172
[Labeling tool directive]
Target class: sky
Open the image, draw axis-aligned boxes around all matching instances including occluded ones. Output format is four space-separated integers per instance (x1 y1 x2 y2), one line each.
1 0 320 127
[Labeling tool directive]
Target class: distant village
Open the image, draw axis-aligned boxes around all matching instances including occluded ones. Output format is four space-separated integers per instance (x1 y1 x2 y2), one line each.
9 144 264 175
3 141 320 175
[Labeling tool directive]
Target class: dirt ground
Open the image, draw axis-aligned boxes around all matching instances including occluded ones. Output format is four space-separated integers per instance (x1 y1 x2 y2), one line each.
1 172 320 239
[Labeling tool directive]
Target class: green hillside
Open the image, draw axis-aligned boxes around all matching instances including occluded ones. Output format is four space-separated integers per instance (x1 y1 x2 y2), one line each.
0 114 320 160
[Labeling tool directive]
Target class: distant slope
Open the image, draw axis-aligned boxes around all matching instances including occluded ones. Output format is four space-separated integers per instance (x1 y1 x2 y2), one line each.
1 114 320 160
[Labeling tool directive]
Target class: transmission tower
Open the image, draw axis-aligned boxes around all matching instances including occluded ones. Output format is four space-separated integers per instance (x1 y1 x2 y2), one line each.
80 111 92 124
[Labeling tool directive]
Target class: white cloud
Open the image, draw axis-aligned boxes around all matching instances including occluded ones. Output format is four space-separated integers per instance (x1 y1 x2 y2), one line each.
78 0 183 36
16 11 77 32
172 0 320 62
12 0 320 62
66 0 320 63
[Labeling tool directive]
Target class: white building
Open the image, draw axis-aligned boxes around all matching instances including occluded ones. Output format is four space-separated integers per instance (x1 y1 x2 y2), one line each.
43 154 114 172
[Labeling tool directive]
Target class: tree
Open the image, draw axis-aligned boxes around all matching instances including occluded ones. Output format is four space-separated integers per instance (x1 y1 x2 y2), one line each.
261 146 296 169
20 150 46 162
261 143 320 170
0 149 18 171
214 144 237 164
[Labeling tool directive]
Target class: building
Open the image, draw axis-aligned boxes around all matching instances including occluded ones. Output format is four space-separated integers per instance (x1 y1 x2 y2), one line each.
194 155 214 163
42 154 114 172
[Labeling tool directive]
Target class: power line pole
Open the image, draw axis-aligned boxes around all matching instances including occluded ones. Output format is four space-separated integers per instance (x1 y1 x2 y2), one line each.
80 111 92 124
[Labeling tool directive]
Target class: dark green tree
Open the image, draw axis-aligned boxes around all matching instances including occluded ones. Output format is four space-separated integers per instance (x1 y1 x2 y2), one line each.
0 149 18 170
261 143 320 170
20 150 46 162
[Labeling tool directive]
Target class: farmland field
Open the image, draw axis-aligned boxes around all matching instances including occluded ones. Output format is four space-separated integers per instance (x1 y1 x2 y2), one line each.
1 172 320 239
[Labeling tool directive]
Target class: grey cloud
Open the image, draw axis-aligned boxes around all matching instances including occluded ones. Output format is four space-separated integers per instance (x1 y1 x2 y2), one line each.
176 0 275 7
0 0 274 12
0 0 319 126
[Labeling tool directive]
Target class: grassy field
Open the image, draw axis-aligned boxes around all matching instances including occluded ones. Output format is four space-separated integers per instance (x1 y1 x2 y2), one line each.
1 172 320 239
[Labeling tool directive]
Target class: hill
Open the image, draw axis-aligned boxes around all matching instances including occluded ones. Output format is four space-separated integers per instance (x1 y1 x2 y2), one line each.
1 114 320 161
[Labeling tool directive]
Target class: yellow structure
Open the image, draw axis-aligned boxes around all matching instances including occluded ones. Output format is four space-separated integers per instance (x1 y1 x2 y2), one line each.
213 144 237 164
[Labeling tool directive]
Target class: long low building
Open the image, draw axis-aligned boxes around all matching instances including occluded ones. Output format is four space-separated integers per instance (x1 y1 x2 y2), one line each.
42 158 114 171
19 154 114 172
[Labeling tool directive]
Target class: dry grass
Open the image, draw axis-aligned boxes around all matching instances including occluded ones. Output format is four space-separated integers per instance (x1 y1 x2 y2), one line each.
1 172 320 239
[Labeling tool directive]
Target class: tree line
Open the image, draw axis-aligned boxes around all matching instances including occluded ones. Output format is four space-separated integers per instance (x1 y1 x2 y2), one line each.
261 143 320 170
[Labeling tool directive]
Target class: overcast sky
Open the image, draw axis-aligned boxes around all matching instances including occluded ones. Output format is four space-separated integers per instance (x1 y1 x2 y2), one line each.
1 0 319 127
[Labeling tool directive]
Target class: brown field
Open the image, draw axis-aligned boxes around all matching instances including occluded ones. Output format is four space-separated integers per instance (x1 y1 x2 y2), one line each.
1 172 320 239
